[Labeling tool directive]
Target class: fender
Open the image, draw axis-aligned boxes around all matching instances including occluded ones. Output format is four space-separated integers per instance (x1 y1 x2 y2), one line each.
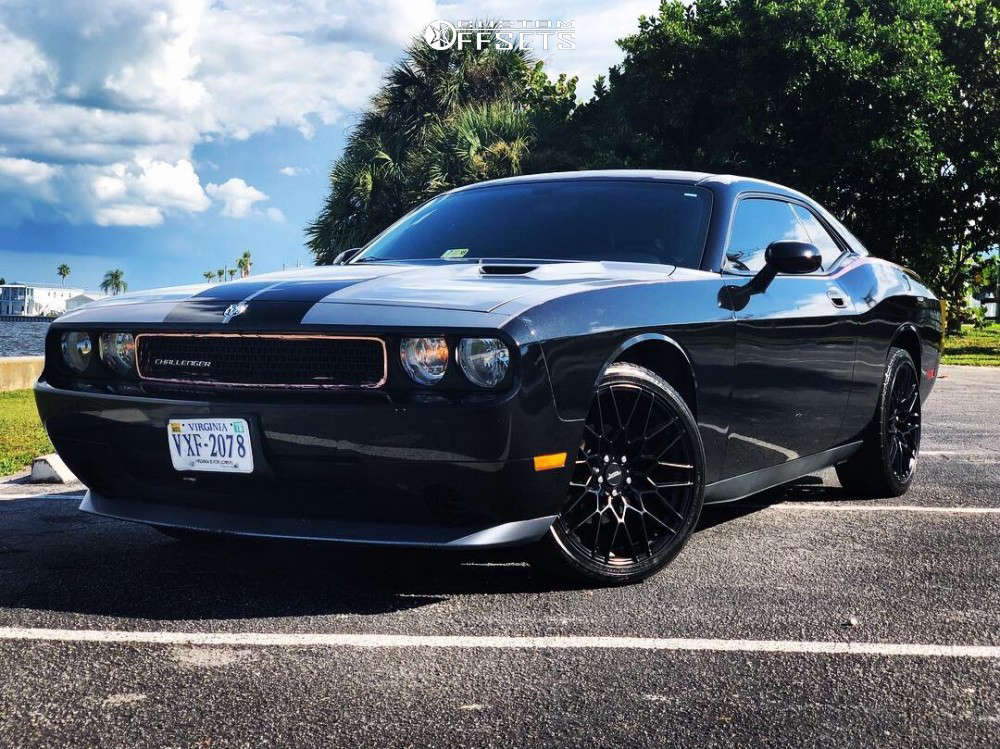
888 322 922 370
595 332 698 393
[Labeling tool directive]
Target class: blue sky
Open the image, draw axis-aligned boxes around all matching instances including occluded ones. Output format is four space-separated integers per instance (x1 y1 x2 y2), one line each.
0 0 652 292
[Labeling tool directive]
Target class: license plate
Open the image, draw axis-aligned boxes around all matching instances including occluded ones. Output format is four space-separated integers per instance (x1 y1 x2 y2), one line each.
167 418 254 473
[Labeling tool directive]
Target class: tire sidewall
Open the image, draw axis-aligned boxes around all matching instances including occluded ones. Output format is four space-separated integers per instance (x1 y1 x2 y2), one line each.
877 349 920 495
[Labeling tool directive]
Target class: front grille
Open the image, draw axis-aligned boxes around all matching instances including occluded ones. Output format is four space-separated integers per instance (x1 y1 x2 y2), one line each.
135 333 386 388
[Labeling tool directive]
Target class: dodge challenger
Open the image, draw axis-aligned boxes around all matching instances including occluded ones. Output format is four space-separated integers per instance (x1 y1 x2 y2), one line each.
34 170 941 584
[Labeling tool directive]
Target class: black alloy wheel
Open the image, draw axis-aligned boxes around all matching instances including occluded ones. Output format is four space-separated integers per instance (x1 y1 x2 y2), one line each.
885 358 921 483
836 347 922 497
542 363 705 584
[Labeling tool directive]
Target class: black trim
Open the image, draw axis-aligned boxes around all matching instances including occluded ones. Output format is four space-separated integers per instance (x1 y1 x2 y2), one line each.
703 442 862 504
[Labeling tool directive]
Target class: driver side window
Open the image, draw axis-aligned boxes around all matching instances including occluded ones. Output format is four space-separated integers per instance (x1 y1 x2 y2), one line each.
725 198 810 274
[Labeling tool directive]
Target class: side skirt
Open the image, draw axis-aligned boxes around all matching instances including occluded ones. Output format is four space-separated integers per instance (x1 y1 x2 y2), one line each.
703 442 862 505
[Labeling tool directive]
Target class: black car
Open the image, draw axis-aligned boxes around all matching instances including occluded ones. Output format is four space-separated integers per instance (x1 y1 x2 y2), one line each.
35 170 941 584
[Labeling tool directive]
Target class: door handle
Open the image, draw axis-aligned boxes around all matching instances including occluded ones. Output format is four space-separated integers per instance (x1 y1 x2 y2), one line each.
826 288 847 308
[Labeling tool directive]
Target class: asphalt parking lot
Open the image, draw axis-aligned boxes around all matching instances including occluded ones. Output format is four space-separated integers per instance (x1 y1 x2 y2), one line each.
1 367 997 747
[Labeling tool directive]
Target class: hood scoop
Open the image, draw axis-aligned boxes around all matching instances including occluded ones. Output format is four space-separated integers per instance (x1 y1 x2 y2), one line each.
478 259 541 276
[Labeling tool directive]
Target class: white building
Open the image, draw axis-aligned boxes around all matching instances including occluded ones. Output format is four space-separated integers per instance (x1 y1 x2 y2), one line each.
66 292 108 311
0 283 84 317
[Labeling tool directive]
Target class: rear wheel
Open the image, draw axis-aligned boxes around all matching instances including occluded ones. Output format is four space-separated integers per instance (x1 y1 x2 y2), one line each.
836 347 921 497
538 363 705 585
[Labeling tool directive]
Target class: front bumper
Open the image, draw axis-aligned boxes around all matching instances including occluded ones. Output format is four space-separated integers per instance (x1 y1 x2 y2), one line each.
34 377 581 548
81 490 557 547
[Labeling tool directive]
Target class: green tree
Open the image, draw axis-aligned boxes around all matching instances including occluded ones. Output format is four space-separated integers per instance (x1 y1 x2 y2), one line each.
203 271 215 283
56 264 70 286
237 250 253 278
99 269 127 296
228 268 238 280
307 32 577 263
578 0 1000 331
216 268 225 282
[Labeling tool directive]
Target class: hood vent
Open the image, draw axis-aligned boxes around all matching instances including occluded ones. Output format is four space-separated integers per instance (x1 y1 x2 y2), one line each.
478 259 540 276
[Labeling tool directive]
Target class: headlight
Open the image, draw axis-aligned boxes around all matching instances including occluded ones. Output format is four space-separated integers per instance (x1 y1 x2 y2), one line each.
400 337 449 385
99 332 136 376
457 338 510 388
60 331 92 373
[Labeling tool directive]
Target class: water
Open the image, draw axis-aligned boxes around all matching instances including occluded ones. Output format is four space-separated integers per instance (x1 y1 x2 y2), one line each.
0 320 49 357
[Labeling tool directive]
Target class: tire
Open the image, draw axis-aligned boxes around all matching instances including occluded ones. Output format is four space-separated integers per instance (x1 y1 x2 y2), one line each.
536 363 706 585
835 347 921 498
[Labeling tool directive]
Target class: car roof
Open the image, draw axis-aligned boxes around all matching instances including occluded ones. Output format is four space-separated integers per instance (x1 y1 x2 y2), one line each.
449 169 809 200
446 169 869 259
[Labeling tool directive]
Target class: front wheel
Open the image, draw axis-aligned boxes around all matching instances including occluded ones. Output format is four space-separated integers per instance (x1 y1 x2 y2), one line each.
836 347 921 498
537 363 706 585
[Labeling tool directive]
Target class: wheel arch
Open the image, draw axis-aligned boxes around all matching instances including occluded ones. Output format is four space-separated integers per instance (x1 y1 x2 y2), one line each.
890 324 922 374
600 333 698 416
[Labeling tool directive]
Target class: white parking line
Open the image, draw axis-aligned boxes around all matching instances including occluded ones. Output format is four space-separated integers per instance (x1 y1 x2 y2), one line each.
920 450 999 456
0 627 998 659
769 504 1000 514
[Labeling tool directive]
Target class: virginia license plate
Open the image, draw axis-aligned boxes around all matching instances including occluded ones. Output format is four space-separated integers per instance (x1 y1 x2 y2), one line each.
167 418 254 473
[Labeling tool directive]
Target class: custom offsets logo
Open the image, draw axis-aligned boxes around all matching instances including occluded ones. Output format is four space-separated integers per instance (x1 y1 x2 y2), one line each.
423 20 575 51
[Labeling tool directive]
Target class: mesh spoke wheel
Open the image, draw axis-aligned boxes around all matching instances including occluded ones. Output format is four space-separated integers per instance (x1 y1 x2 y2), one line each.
885 358 921 482
547 364 704 583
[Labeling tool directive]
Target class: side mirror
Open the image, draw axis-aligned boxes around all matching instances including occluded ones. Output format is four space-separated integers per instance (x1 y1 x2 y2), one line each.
719 241 821 312
333 248 362 265
765 241 821 275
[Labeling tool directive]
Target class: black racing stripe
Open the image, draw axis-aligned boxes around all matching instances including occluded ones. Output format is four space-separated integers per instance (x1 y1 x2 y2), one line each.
249 279 360 302
190 281 277 300
163 298 234 324
164 279 363 325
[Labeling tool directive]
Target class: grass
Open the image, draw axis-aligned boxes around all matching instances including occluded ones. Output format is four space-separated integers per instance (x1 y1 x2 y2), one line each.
0 389 52 476
941 323 1000 366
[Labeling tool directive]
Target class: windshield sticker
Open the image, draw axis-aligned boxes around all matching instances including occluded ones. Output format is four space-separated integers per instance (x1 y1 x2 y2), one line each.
441 248 469 259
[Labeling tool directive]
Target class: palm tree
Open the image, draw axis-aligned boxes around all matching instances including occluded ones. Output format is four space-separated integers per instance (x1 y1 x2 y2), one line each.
228 268 237 280
305 32 577 263
216 268 224 282
57 264 70 286
203 271 215 283
237 251 253 278
100 269 127 296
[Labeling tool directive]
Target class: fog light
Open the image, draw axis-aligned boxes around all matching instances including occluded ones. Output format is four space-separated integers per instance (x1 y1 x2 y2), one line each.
400 337 449 385
60 331 92 373
99 332 136 376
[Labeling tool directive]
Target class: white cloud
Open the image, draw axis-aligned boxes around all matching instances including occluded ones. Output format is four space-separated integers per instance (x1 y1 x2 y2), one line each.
0 156 59 186
95 204 164 227
0 0 387 226
132 158 210 212
0 24 55 98
266 206 286 222
207 177 268 218
0 0 642 227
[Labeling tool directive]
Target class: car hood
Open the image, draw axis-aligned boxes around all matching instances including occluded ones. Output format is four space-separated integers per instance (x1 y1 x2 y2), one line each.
63 261 677 325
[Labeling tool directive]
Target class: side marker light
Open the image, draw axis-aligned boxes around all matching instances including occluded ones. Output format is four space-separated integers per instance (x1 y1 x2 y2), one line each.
533 453 567 472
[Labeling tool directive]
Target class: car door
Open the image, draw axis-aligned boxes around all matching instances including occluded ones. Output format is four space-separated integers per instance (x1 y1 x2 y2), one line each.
722 196 857 477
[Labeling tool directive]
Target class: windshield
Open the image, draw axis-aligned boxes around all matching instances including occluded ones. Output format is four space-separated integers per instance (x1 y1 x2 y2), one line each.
354 180 713 268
